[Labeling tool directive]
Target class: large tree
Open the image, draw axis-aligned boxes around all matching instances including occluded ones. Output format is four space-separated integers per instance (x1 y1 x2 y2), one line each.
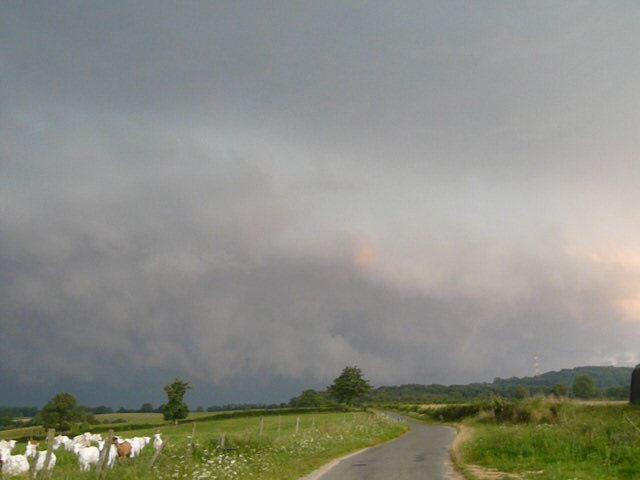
328 366 372 405
290 389 329 408
40 392 85 431
572 374 598 399
162 378 192 421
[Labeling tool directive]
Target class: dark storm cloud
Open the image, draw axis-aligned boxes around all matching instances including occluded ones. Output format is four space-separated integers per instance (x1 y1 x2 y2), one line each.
2 1 640 406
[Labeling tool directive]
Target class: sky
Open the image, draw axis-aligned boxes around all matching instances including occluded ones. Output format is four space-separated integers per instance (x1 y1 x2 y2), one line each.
2 1 640 409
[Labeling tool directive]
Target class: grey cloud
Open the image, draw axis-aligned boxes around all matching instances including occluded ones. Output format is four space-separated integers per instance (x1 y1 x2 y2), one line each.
2 1 640 406
1 140 637 401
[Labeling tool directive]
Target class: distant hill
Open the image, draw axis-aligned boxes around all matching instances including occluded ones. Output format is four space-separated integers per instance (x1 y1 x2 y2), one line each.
367 366 633 403
492 365 633 390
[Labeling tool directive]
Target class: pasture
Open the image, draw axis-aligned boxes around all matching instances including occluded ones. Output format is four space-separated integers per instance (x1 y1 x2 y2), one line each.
94 411 214 425
399 399 640 480
1 411 408 479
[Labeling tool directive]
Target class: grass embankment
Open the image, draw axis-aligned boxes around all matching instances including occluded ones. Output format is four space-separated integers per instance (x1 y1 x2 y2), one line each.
3 411 407 479
397 399 640 480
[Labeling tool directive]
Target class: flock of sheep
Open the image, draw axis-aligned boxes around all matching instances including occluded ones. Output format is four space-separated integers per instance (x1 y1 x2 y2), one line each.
0 431 163 476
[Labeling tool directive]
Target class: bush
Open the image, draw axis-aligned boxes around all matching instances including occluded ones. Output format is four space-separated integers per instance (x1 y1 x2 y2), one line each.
431 404 482 421
482 396 559 425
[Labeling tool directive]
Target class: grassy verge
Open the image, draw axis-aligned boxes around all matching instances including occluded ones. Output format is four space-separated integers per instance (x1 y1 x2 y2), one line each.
397 398 640 480
5 411 408 479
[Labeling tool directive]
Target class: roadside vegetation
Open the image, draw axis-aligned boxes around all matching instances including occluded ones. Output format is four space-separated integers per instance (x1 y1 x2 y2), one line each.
396 398 640 480
3 366 635 479
1 411 406 479
0 368 407 479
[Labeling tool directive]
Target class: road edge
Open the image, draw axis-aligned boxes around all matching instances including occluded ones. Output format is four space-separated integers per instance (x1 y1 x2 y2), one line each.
299 446 374 480
300 413 411 480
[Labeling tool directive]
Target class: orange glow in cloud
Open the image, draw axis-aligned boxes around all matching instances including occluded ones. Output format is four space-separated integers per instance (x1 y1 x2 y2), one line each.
581 245 640 270
616 298 640 322
576 245 640 323
353 237 378 269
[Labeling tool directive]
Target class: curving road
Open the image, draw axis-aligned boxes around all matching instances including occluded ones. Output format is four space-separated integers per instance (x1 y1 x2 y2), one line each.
310 416 461 480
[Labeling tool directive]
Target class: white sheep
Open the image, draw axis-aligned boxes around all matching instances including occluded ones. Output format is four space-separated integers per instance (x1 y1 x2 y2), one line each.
73 444 100 471
71 433 90 448
97 440 117 468
87 432 102 444
25 441 39 458
0 440 16 453
0 448 30 477
153 433 163 451
127 436 151 458
25 443 56 473
53 434 72 451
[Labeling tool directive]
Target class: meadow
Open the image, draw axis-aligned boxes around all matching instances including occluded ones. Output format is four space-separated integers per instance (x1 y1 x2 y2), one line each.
2 411 408 479
397 398 640 480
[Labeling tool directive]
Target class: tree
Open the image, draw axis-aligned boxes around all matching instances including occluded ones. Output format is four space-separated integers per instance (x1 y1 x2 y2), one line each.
572 374 598 399
290 389 328 407
604 386 629 400
514 385 530 400
550 384 568 398
40 392 85 431
139 403 154 413
328 366 372 405
162 378 192 421
93 405 113 414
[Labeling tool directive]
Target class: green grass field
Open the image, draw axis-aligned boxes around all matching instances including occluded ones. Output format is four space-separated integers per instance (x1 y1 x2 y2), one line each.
2 411 408 479
452 399 640 480
94 411 213 424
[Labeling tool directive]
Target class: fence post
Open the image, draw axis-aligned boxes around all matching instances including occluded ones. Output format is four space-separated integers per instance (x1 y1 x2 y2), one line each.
96 430 114 477
188 423 196 459
259 417 264 439
149 439 169 469
219 432 226 449
295 416 300 435
34 429 55 480
30 442 38 480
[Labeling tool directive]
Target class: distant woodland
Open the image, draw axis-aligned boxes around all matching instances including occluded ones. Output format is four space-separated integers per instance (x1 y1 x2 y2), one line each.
1 366 633 427
365 366 632 403
289 366 633 406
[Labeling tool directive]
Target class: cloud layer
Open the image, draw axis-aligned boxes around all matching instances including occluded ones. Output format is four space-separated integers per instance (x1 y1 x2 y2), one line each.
2 1 640 407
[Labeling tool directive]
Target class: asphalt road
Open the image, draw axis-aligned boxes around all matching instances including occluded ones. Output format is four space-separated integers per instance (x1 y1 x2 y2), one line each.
314 416 460 480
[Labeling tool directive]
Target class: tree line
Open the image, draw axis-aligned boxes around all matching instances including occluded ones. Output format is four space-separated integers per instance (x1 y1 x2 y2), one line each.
290 366 632 406
2 365 632 432
0 378 194 432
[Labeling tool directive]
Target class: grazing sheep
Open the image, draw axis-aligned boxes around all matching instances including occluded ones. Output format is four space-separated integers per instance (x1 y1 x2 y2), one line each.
52 435 74 451
0 440 17 453
72 434 90 448
73 444 100 471
0 448 30 477
87 432 102 443
97 440 118 468
25 442 56 472
127 436 151 457
153 433 163 451
35 452 57 473
25 441 39 458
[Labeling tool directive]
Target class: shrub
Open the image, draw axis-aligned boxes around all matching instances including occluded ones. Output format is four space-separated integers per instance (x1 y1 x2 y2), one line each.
482 396 558 425
429 404 482 422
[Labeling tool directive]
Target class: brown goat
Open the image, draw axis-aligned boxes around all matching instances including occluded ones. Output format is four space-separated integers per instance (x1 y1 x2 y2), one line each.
112 437 132 459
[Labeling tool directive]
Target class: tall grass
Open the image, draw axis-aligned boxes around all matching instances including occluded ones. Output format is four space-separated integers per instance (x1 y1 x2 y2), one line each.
459 400 640 480
4 411 407 480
